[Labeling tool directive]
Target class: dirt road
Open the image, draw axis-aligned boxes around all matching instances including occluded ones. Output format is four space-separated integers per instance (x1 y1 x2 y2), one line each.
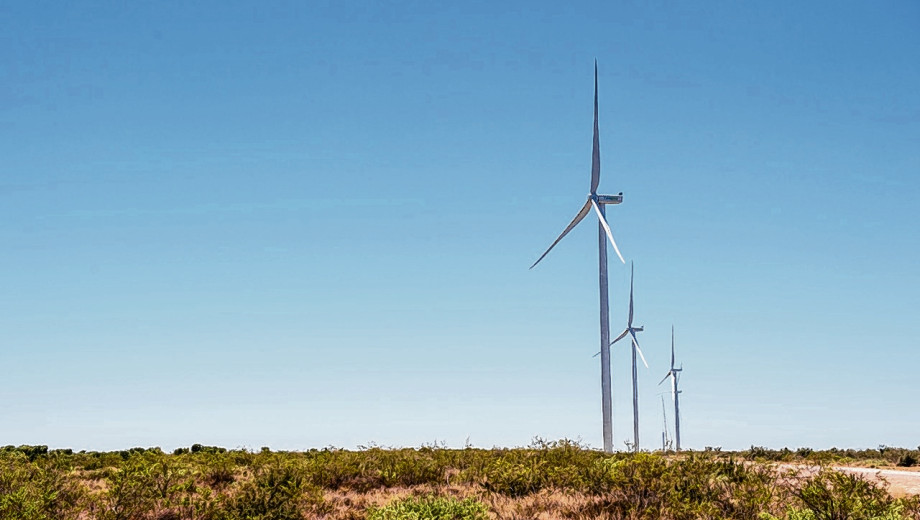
833 466 920 497
773 464 920 497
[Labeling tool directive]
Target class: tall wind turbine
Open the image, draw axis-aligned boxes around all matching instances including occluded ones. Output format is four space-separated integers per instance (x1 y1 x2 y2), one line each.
611 262 647 452
658 326 683 451
530 61 626 454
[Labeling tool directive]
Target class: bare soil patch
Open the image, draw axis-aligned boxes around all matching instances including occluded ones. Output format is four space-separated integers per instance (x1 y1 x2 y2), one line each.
776 463 920 497
835 466 920 497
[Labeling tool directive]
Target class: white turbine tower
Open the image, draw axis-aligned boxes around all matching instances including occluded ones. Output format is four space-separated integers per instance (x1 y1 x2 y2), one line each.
658 326 683 451
611 262 647 452
660 395 671 452
530 61 626 454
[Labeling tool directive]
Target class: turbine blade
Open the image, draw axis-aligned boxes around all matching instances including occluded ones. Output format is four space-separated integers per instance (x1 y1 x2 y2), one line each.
611 328 629 345
671 325 675 369
631 330 648 368
590 60 600 195
592 351 601 358
530 200 592 269
658 372 671 386
590 198 625 263
628 262 635 326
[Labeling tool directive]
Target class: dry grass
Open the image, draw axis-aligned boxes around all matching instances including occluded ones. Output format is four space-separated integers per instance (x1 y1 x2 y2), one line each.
318 485 656 520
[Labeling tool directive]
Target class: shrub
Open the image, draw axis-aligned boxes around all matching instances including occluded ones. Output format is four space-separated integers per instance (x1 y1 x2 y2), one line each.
0 456 85 520
11 445 49 462
367 495 489 520
794 469 897 520
374 448 447 488
190 444 226 455
580 453 672 518
896 452 917 468
480 457 548 497
223 463 321 520
98 458 157 520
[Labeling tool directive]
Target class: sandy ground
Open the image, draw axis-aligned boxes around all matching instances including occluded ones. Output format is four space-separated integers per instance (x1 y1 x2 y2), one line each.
833 466 920 497
778 464 920 497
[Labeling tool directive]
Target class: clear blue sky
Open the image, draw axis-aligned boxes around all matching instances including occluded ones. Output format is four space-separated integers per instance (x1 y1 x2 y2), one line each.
1 1 918 452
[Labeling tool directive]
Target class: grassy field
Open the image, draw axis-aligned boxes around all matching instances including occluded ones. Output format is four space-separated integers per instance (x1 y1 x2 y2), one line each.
2 440 919 520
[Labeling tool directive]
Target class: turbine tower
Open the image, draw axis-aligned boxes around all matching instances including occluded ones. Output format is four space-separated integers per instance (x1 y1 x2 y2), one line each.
660 395 671 452
658 326 683 451
611 262 647 452
530 61 626 453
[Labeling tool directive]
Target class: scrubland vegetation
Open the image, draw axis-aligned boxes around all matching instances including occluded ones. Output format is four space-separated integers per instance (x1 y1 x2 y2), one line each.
1 440 918 520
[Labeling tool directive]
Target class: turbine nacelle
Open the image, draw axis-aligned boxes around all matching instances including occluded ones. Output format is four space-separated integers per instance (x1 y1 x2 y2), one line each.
594 193 623 205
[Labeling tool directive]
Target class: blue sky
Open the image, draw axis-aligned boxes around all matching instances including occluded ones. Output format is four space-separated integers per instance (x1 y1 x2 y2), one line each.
1 1 918 452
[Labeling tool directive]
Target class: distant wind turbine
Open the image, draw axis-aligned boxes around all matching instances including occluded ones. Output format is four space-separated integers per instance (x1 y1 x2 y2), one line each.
611 262 647 452
658 326 683 451
530 61 626 454
660 395 671 452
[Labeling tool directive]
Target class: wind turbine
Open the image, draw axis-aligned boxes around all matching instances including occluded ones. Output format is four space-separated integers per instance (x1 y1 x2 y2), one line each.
660 395 671 452
658 326 683 451
611 262 647 452
530 61 626 454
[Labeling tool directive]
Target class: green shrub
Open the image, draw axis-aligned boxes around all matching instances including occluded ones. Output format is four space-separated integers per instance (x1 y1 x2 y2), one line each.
794 469 898 520
98 458 157 520
367 495 489 520
589 453 671 518
189 444 226 455
374 448 447 488
5 445 49 462
223 462 321 520
896 452 917 468
0 455 85 520
480 457 548 497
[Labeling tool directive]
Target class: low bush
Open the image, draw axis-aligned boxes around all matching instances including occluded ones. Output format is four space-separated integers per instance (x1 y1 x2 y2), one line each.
897 452 917 468
223 462 322 520
794 469 897 520
367 495 489 520
0 454 85 520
